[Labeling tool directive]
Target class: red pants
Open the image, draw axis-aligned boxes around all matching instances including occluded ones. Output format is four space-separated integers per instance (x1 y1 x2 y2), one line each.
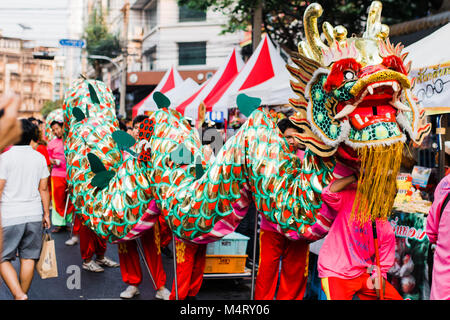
72 213 82 236
255 229 309 300
169 238 207 300
51 176 74 217
321 274 403 300
79 222 107 260
117 223 167 290
158 215 172 248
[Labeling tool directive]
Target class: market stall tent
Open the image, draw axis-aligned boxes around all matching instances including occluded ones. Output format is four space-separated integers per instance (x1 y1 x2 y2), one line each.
131 65 184 117
138 77 200 116
208 34 296 115
175 48 244 120
405 23 450 115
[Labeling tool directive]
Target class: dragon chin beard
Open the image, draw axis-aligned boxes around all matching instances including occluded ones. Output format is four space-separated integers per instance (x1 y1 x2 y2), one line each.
350 142 403 225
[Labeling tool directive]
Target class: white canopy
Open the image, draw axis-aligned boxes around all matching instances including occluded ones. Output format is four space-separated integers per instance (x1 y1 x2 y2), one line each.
405 23 450 115
209 34 296 113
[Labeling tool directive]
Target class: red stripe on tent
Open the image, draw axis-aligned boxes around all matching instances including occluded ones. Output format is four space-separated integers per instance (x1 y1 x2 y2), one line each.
204 50 239 111
204 73 239 111
176 83 207 115
239 37 275 91
131 67 177 118
160 68 175 93
132 94 149 118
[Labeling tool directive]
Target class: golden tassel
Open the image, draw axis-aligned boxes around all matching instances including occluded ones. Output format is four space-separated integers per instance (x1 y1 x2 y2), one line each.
350 142 403 225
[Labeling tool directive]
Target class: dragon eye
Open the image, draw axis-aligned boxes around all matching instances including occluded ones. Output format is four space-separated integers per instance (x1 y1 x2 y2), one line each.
344 70 355 80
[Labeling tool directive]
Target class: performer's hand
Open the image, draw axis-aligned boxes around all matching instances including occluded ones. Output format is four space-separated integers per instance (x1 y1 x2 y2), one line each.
372 276 386 299
0 94 22 152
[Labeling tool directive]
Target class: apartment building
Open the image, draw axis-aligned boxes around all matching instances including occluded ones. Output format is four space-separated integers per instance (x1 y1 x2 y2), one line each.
82 0 243 117
0 35 54 117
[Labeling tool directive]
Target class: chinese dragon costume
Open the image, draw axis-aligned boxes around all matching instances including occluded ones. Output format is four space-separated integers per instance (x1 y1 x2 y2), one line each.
62 1 430 244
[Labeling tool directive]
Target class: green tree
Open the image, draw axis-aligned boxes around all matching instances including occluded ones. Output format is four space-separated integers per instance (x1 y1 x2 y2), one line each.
178 0 443 53
84 7 121 80
41 99 63 118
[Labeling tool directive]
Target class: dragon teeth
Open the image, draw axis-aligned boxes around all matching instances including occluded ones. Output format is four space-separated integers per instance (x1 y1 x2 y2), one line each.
334 104 357 119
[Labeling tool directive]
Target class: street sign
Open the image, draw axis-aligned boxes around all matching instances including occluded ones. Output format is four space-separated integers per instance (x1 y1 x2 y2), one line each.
59 39 85 48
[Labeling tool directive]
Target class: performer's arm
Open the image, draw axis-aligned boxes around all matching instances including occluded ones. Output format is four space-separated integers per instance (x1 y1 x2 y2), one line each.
425 180 447 244
376 220 396 279
0 179 5 255
321 175 356 212
39 177 51 229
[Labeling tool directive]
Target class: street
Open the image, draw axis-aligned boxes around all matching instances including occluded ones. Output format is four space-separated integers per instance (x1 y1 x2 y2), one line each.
0 228 252 300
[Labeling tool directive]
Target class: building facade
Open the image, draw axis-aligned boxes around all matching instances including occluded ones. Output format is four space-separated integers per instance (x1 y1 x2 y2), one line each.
0 35 55 117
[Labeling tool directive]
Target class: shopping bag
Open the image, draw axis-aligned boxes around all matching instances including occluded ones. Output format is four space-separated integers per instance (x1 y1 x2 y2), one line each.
36 231 58 279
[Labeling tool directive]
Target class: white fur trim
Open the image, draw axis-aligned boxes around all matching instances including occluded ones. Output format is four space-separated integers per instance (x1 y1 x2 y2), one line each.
344 133 406 149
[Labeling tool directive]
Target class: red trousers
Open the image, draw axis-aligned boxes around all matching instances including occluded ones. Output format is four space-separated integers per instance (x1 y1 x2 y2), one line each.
169 238 207 300
78 222 107 260
117 222 167 290
158 214 172 248
51 176 74 217
72 213 81 236
321 274 403 300
255 229 309 300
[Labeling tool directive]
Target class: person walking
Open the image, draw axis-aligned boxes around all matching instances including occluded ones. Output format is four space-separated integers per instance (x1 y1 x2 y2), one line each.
0 119 51 300
426 174 450 300
47 120 74 232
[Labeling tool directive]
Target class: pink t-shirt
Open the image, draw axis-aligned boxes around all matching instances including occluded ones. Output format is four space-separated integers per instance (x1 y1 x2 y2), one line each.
426 174 450 300
318 182 396 280
47 138 67 178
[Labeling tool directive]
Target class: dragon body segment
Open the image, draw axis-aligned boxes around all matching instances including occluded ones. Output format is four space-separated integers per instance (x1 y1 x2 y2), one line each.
62 1 430 243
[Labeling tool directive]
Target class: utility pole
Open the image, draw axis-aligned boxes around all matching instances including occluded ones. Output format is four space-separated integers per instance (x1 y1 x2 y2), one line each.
119 0 130 118
252 0 263 52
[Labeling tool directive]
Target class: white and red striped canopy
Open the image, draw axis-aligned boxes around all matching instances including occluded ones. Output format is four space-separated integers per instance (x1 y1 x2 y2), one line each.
209 34 295 114
175 48 244 120
132 65 184 118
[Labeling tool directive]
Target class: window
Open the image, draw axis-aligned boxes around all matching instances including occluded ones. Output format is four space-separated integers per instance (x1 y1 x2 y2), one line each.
179 5 206 22
145 2 158 30
178 42 206 66
144 46 156 71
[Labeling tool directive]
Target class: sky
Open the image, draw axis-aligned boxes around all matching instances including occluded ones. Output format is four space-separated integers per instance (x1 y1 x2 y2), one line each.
0 0 81 48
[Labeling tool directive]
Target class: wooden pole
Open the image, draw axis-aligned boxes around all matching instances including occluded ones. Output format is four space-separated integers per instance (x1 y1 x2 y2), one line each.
252 1 263 52
119 1 129 118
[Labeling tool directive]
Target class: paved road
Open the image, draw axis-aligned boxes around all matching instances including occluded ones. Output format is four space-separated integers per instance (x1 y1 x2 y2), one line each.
0 228 253 300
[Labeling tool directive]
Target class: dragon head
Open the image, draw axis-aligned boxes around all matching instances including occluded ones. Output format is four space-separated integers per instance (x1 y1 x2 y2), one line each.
288 1 431 160
288 1 431 224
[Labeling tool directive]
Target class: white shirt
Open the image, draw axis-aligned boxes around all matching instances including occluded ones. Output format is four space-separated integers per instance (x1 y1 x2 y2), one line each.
0 145 50 227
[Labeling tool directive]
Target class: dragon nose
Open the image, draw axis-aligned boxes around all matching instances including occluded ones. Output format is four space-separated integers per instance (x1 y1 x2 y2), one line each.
359 65 387 78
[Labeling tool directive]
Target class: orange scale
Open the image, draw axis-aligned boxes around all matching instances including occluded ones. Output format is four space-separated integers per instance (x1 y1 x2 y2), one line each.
173 219 181 227
192 201 202 210
208 201 217 211
232 166 242 177
211 184 219 193
283 210 291 219
188 217 197 224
